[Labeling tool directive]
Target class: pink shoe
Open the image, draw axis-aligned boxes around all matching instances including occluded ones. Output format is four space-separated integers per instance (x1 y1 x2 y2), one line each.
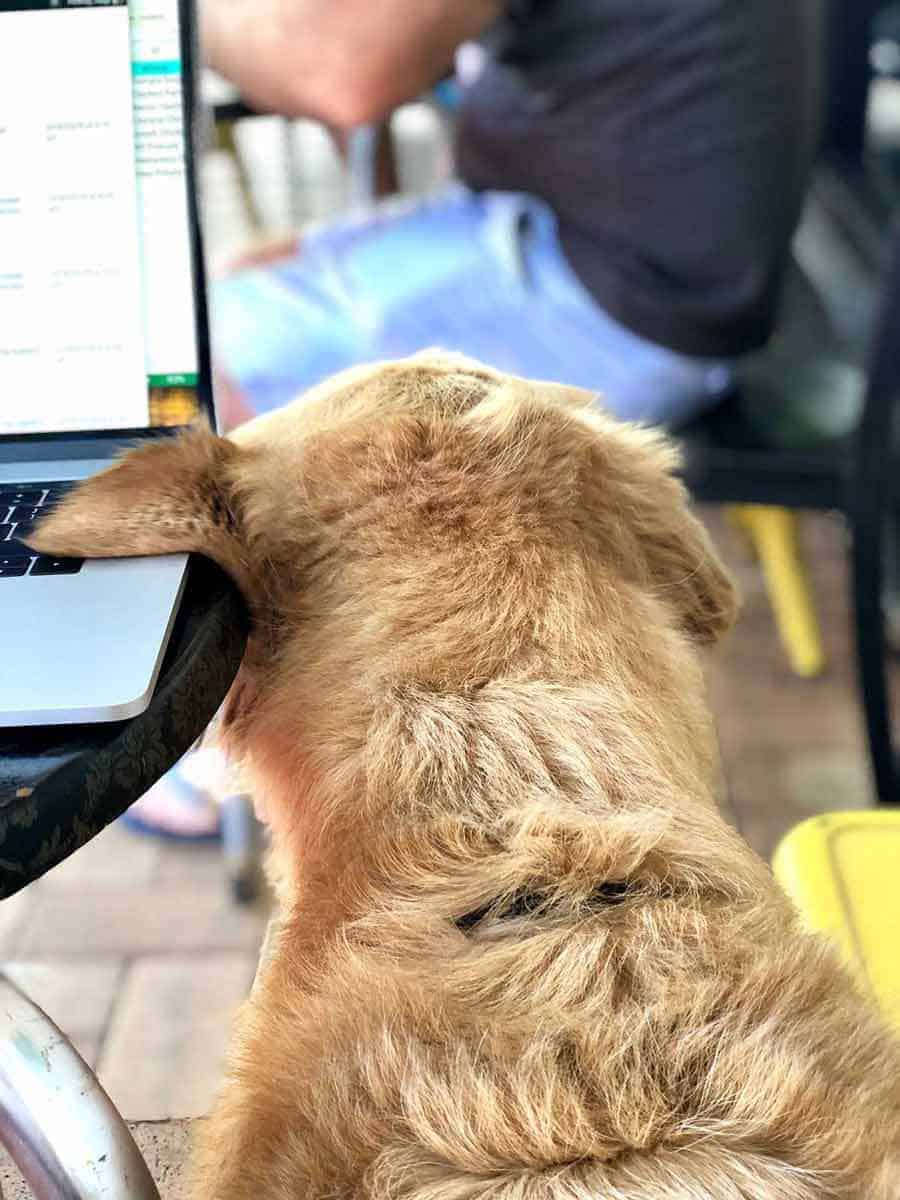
121 748 233 841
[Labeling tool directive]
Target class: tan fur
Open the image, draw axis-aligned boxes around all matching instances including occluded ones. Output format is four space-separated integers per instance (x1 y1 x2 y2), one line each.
30 352 900 1198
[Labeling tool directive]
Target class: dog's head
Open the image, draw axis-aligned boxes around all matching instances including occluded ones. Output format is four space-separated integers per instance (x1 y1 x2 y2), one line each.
29 352 735 748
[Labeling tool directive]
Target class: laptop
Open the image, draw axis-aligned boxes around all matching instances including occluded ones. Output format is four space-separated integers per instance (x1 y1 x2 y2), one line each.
0 0 217 726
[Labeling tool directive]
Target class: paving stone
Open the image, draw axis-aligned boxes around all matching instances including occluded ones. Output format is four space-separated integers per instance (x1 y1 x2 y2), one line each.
783 748 872 817
720 753 796 861
132 1118 194 1200
0 1119 194 1200
0 959 122 1067
727 747 873 865
38 819 162 891
152 822 272 891
97 954 256 1120
14 883 269 958
710 625 863 757
152 837 229 887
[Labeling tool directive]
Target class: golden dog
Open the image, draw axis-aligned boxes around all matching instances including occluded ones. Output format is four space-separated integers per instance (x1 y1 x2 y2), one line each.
31 353 900 1199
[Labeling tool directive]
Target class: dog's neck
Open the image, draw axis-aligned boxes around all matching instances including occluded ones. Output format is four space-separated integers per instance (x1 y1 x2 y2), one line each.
241 648 722 962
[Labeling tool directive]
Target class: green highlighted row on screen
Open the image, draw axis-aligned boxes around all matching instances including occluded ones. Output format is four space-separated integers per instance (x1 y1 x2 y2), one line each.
132 60 181 77
148 373 198 388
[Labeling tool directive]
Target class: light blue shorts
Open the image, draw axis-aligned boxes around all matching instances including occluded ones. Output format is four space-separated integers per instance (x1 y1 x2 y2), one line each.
211 184 736 427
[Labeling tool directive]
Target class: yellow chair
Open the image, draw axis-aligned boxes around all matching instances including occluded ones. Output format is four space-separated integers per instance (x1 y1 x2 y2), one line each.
773 810 900 1026
727 504 826 679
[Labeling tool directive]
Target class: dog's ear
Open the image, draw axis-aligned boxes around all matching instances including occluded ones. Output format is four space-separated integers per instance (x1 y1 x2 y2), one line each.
638 476 739 643
458 386 738 645
26 429 254 596
580 418 739 645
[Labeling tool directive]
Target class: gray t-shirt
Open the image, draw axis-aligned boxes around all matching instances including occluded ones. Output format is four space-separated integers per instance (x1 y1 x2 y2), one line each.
456 0 821 358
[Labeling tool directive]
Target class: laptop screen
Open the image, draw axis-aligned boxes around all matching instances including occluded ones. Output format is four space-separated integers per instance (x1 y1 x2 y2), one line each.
0 0 204 437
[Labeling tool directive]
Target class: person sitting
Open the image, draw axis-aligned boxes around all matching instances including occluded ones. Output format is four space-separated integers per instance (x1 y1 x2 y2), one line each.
127 0 818 839
206 0 819 431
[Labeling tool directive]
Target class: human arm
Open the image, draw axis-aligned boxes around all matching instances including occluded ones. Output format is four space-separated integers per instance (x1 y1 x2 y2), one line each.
201 0 501 128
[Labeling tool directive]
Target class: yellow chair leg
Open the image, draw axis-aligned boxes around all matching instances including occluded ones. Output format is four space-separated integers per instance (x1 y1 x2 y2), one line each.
726 505 826 678
724 506 758 561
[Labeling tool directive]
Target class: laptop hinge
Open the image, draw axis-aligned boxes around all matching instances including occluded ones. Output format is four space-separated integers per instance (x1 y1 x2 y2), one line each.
0 429 180 466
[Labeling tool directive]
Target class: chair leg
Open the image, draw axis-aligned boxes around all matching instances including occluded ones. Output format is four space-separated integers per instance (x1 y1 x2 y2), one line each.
0 976 160 1199
727 505 827 678
221 793 264 904
849 508 899 803
215 117 263 233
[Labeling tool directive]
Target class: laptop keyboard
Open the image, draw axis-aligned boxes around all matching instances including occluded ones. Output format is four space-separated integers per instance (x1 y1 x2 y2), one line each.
0 482 83 578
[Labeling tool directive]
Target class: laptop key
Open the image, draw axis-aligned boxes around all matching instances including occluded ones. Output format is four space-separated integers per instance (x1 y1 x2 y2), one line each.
0 557 31 578
7 506 43 524
40 482 78 502
0 526 31 556
30 557 84 576
0 489 45 507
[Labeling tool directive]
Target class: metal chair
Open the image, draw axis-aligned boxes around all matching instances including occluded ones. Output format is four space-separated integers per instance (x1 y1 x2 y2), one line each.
0 974 160 1199
680 227 900 804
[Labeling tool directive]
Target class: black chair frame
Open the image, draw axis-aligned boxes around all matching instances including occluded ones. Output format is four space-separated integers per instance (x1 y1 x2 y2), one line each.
682 228 900 804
